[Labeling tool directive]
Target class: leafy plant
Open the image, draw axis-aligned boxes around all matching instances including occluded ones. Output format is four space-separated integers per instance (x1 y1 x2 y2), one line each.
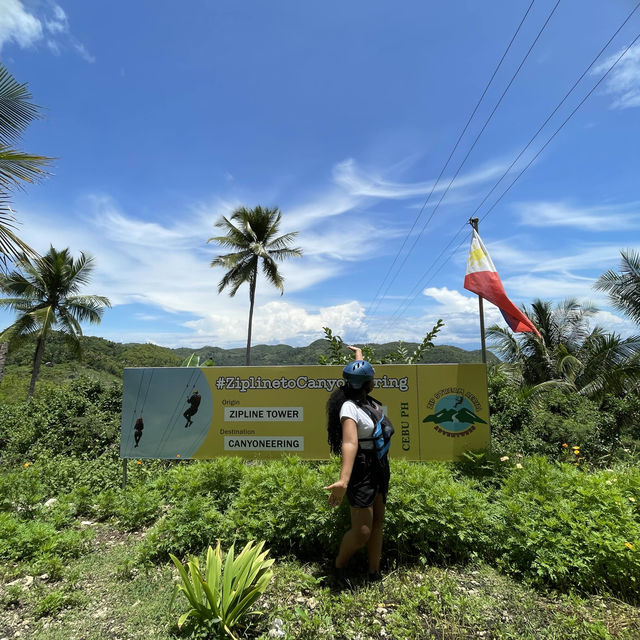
317 319 444 365
137 496 234 563
386 319 445 364
170 540 274 639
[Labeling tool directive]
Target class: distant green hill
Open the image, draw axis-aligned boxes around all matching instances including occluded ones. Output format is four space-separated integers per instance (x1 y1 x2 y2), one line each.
173 339 496 366
1 332 497 395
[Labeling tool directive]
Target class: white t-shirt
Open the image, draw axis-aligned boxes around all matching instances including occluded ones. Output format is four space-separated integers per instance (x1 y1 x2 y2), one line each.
339 400 376 450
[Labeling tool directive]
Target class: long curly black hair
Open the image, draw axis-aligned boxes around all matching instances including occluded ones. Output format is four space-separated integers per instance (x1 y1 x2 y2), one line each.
326 383 365 455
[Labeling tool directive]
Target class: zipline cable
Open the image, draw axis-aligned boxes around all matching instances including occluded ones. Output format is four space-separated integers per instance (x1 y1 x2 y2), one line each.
365 0 537 319
465 1 640 225
374 28 640 334
366 0 561 321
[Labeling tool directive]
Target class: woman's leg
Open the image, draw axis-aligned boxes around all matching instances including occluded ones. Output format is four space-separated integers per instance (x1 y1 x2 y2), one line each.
335 506 373 569
366 493 385 574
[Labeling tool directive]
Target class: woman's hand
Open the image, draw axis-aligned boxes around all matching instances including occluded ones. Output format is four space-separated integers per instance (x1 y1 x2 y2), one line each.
347 345 363 361
325 480 348 507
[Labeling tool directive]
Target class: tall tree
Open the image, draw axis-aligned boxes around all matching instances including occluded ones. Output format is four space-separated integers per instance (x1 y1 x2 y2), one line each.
487 298 598 386
208 206 302 365
487 298 640 401
0 247 111 398
595 250 640 326
0 63 52 266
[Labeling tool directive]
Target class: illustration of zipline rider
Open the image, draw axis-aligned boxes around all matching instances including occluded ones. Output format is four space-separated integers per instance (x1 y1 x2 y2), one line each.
184 390 201 428
133 417 144 447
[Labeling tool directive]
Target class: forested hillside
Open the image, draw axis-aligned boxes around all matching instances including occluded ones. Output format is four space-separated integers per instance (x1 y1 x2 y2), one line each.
4 332 495 378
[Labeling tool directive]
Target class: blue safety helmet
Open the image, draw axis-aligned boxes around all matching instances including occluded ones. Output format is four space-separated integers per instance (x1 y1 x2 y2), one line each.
342 360 375 389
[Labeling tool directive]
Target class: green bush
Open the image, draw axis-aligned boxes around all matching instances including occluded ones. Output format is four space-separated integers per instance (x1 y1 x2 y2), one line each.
491 457 640 597
489 376 630 464
0 512 90 563
0 465 45 517
0 377 121 464
385 460 492 563
229 457 343 557
114 485 163 531
158 457 247 511
137 495 234 563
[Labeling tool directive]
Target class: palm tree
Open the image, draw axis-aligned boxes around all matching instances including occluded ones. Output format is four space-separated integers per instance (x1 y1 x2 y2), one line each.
595 250 640 326
0 63 52 265
208 206 302 365
487 298 598 386
487 298 640 401
0 247 111 398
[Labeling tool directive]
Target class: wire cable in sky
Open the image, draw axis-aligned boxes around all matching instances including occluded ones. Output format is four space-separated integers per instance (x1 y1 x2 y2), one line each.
372 28 640 338
466 0 640 224
364 0 536 319
366 0 561 321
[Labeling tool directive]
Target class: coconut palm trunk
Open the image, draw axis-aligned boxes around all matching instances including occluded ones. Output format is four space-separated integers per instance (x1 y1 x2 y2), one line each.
208 206 302 367
28 335 46 399
246 270 257 366
0 247 111 399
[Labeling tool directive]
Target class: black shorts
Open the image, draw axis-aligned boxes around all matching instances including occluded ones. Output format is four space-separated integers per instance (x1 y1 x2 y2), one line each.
346 450 390 508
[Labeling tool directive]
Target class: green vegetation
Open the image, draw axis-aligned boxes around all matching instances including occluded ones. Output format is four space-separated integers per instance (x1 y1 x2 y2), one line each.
596 249 640 325
0 247 111 398
0 376 639 638
208 205 303 366
487 298 640 401
318 320 445 365
0 331 494 403
170 541 274 639
0 62 52 264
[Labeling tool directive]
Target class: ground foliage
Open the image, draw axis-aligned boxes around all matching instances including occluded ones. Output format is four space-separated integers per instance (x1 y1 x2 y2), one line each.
1 375 640 638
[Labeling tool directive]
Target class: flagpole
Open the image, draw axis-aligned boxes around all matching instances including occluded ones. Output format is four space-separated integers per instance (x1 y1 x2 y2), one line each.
469 218 487 364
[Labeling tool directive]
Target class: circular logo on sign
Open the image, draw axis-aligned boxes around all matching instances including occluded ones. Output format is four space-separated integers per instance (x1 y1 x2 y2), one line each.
422 394 486 434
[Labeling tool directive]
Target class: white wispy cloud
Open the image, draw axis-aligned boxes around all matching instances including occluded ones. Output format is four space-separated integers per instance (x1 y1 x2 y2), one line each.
516 200 640 231
487 239 628 275
9 152 600 349
592 42 640 109
0 0 42 49
332 157 510 201
0 0 93 61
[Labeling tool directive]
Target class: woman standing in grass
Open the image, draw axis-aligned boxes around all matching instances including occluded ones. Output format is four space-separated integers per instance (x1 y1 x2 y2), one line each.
325 347 390 583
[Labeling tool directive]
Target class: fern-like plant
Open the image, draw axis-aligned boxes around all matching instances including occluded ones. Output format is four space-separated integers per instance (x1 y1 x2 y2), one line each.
170 540 274 639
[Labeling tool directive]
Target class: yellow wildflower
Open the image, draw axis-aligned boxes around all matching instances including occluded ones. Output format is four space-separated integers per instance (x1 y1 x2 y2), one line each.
500 456 509 462
626 542 634 550
572 445 579 450
574 450 580 455
515 463 523 469
24 462 30 468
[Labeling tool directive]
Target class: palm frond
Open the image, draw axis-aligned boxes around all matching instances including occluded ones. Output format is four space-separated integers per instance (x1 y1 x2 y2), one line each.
66 295 111 323
486 325 522 362
595 250 640 325
0 147 51 190
0 64 42 144
261 256 284 293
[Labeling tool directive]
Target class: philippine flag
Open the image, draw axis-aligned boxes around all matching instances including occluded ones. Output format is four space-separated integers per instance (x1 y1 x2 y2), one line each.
464 230 541 337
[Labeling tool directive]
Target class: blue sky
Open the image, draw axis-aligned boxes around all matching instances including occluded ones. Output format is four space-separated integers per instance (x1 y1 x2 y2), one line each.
1 0 639 350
